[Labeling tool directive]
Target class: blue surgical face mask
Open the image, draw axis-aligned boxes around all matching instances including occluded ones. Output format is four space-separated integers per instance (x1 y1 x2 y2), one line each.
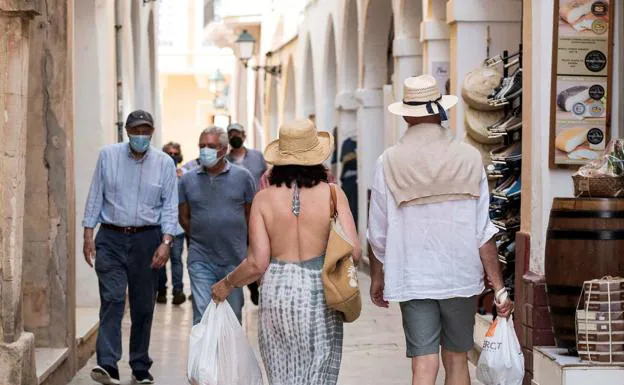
128 134 151 153
199 147 220 168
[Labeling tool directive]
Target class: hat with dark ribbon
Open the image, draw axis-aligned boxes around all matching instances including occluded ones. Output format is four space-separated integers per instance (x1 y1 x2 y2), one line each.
388 75 458 120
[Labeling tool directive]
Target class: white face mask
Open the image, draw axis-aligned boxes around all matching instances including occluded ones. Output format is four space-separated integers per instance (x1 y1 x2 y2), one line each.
199 147 221 168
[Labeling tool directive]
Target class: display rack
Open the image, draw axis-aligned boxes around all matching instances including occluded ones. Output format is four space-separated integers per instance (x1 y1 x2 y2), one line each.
478 44 523 315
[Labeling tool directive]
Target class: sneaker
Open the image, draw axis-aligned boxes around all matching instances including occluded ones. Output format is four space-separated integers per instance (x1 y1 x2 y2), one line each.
156 289 167 304
132 370 154 384
172 291 187 305
91 365 120 385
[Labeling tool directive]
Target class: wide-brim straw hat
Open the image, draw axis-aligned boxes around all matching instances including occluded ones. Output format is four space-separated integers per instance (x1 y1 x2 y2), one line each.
465 105 505 145
388 75 458 117
264 119 333 166
462 67 504 111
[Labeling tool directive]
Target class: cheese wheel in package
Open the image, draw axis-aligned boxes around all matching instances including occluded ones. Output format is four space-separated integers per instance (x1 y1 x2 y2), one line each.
560 0 593 25
555 127 589 152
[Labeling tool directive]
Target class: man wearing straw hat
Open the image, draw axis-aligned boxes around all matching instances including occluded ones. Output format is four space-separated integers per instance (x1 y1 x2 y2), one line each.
367 75 513 385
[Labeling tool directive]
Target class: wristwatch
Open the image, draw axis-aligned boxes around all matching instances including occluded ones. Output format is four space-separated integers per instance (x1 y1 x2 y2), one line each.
162 239 173 247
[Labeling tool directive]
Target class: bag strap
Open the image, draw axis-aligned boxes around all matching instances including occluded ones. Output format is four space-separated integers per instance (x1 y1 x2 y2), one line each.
329 184 338 219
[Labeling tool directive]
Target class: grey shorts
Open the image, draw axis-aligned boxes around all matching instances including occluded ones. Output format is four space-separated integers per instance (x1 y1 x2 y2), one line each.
399 296 477 357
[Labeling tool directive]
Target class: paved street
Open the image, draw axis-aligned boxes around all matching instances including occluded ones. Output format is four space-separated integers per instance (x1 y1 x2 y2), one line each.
69 273 482 384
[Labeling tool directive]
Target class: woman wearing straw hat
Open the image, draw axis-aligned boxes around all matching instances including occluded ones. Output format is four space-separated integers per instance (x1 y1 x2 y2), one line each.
211 119 360 384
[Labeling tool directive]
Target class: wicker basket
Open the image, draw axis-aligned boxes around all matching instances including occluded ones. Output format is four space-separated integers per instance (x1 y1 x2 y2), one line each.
573 175 624 198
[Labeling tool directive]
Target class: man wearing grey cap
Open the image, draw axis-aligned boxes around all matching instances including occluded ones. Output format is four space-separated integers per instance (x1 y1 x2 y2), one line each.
82 110 178 384
226 123 267 305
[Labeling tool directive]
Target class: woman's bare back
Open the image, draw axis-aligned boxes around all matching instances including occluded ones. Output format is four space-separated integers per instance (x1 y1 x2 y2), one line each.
258 183 332 263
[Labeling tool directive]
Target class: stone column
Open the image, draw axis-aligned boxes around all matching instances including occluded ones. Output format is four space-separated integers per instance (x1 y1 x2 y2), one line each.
355 88 385 250
0 2 38 384
421 0 450 85
22 0 76 374
392 37 423 141
447 0 522 137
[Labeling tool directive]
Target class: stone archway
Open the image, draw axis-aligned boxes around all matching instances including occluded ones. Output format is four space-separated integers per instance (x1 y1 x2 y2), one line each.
301 34 316 120
147 10 161 144
131 0 141 89
391 0 424 139
361 0 393 89
268 78 279 140
283 56 296 124
395 0 422 38
337 0 359 141
323 16 338 135
341 0 358 94
335 0 360 226
356 0 394 236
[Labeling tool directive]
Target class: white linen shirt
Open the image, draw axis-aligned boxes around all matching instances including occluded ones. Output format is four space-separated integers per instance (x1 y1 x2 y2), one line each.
367 156 499 302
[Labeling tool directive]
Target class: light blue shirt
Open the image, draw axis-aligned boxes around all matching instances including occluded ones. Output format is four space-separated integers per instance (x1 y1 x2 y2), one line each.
82 143 179 235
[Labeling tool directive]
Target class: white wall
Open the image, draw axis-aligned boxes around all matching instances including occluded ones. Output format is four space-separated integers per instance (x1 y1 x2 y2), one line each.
74 0 117 308
74 0 161 307
529 0 623 274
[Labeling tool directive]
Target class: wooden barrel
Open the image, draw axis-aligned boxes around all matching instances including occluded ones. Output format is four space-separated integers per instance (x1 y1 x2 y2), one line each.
545 198 624 352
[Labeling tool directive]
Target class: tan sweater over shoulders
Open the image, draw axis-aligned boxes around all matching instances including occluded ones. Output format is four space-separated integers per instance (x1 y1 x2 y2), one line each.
382 123 483 207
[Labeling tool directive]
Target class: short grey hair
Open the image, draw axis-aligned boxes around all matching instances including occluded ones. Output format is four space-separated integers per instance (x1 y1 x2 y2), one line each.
200 126 228 148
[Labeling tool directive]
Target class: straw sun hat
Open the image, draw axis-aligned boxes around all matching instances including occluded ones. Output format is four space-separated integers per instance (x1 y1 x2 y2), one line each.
264 119 333 166
388 74 458 119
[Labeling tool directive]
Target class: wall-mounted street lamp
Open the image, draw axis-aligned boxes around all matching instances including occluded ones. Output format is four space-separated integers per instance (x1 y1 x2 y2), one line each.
235 30 281 77
209 69 226 94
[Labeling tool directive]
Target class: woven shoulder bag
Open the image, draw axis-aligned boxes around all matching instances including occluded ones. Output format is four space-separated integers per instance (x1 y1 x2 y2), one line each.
321 184 361 323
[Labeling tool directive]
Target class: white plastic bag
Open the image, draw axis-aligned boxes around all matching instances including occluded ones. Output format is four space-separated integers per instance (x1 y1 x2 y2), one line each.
187 301 263 385
476 316 524 385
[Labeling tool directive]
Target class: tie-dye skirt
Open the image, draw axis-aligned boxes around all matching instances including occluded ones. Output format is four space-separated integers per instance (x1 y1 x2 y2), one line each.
258 255 343 385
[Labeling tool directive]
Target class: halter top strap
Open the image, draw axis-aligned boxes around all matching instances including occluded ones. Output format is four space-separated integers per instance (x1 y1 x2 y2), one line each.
291 184 300 217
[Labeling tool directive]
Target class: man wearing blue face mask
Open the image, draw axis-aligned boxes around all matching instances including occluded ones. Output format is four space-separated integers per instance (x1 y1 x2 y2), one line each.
82 110 178 385
179 126 256 325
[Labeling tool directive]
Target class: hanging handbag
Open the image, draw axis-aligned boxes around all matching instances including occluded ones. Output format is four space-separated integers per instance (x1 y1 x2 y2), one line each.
321 184 362 323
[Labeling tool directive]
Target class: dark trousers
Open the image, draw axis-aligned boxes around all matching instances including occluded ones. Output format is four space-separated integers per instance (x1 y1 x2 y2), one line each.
158 233 185 293
342 178 358 229
94 226 160 371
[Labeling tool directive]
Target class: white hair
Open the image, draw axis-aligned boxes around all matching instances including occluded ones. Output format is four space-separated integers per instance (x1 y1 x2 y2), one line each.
200 126 228 148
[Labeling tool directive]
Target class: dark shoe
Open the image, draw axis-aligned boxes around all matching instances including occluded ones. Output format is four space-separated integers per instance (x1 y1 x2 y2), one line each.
156 289 167 304
492 213 521 231
172 291 186 305
91 365 120 385
132 370 154 384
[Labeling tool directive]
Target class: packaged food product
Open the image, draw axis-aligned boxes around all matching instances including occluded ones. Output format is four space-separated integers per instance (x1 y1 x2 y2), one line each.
576 277 624 363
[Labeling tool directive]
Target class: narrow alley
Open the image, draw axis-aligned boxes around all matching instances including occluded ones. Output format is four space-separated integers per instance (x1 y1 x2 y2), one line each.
68 274 482 385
